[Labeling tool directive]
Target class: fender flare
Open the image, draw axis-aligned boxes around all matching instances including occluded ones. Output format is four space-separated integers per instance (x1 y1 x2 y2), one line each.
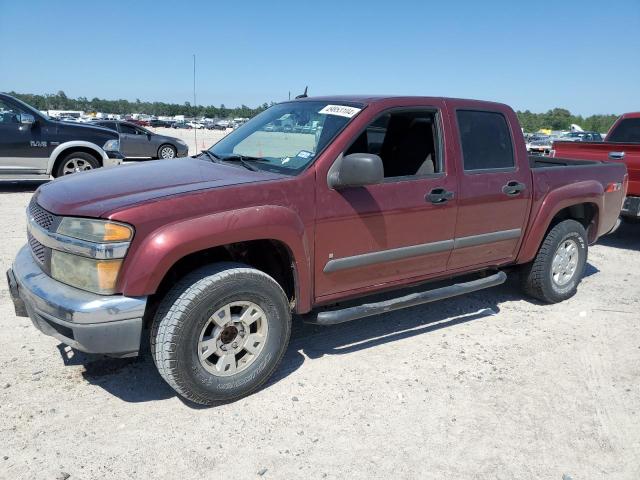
48 141 109 174
517 180 604 264
118 205 313 312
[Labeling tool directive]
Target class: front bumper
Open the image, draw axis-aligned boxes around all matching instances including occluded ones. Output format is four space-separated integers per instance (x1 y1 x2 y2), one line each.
104 150 125 167
176 144 189 157
621 196 640 218
7 245 147 357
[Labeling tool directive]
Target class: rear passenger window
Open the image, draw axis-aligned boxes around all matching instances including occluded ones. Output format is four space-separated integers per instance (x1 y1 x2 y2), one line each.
457 110 514 171
607 118 640 143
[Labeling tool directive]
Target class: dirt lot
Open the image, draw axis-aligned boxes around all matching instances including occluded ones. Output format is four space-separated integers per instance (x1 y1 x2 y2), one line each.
0 183 639 479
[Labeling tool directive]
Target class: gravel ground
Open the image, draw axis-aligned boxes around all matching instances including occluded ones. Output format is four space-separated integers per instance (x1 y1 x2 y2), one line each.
0 183 639 479
148 127 229 155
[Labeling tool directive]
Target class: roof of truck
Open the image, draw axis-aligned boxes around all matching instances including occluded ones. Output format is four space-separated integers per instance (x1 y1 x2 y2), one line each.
292 95 509 109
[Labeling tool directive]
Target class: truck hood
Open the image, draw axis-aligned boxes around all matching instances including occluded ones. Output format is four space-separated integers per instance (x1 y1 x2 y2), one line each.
52 120 118 140
35 157 286 218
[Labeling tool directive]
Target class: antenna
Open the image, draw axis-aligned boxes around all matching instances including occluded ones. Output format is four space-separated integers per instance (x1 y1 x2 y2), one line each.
295 86 308 99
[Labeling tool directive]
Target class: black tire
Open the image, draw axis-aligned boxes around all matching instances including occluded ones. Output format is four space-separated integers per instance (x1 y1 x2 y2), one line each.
520 219 588 303
53 151 100 177
157 144 177 159
150 262 291 405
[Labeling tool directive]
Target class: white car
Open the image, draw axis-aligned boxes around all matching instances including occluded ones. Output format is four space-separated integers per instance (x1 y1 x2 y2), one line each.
186 121 205 129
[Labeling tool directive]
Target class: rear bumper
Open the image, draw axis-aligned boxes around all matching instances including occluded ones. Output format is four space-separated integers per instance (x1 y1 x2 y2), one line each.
621 196 640 218
7 245 147 357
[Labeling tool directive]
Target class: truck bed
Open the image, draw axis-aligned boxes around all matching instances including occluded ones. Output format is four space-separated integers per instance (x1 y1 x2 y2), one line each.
529 155 606 169
527 154 627 237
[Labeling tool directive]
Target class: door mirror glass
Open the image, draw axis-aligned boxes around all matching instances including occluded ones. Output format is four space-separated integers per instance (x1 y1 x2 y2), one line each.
19 113 35 126
328 153 384 189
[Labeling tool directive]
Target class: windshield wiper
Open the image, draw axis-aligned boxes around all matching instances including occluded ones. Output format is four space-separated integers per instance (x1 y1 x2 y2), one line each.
218 154 261 172
199 150 223 163
200 150 262 172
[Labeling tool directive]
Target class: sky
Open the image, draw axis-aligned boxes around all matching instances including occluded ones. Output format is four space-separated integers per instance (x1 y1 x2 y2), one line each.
0 0 638 116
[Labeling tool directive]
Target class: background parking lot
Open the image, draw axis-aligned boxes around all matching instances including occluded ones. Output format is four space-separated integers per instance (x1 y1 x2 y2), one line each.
0 184 638 479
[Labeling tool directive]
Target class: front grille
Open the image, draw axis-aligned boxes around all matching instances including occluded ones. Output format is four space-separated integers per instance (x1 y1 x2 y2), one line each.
28 232 46 264
29 198 55 231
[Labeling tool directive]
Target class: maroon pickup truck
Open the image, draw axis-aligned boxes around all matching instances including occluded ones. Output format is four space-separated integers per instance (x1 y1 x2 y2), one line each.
7 96 627 405
552 112 640 219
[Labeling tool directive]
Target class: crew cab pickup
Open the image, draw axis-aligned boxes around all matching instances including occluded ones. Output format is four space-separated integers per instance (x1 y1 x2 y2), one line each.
7 96 627 405
552 112 640 218
0 93 123 180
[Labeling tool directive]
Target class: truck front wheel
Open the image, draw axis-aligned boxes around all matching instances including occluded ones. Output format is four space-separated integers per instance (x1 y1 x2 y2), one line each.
54 151 100 177
150 263 291 405
521 219 588 303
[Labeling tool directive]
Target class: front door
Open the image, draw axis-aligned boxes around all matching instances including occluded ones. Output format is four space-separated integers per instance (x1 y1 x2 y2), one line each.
0 98 49 173
447 106 532 270
314 106 458 300
118 123 147 157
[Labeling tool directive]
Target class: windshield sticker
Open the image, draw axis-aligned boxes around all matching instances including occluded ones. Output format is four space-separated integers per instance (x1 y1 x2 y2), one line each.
296 150 313 159
318 105 361 118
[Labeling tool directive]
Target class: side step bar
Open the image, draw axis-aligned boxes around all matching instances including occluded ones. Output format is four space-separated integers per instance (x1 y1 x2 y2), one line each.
306 271 507 326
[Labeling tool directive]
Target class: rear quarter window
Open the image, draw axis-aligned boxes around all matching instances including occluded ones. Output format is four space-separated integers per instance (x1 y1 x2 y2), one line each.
457 110 514 171
608 118 640 143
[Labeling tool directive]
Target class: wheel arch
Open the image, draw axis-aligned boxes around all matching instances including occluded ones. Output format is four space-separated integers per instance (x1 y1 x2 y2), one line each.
116 205 312 314
517 180 603 264
157 143 177 158
49 141 108 174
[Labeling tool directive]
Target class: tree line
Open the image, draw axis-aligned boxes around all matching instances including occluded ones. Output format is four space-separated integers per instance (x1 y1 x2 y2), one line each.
8 91 620 132
9 90 272 119
516 108 618 133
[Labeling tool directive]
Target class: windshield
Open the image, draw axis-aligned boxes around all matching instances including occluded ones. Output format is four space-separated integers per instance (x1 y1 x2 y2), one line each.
208 101 363 175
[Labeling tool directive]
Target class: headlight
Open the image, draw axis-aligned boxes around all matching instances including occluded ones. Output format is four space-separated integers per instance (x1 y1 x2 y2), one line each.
103 139 120 152
176 139 187 146
48 218 134 294
57 218 133 243
51 250 122 294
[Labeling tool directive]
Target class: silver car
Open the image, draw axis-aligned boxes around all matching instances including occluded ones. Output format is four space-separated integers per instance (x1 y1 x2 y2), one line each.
92 120 189 159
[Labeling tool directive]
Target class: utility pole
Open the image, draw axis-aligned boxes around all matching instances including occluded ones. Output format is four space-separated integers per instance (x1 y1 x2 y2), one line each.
193 54 197 152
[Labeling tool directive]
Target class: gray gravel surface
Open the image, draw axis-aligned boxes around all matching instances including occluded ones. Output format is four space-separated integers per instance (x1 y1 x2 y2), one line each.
0 182 639 479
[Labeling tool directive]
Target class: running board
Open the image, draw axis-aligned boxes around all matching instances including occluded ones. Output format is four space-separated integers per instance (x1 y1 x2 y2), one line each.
306 271 507 326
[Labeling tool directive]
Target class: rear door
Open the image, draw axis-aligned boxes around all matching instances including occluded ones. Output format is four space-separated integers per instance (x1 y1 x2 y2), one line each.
314 102 459 300
446 104 532 271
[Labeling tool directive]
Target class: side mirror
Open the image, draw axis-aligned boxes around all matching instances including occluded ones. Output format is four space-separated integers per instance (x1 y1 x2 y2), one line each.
19 113 35 126
328 153 384 189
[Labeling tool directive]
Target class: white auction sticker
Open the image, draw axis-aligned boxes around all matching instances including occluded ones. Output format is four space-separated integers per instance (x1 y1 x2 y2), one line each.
318 105 362 118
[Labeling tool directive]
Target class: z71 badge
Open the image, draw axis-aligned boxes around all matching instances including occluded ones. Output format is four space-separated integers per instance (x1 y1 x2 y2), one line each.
30 141 47 147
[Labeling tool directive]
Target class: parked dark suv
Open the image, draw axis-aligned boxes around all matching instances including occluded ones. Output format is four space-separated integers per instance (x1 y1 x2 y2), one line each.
0 93 123 179
92 120 189 159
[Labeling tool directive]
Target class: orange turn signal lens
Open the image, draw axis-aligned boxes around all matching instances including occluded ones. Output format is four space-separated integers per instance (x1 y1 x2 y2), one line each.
103 222 134 242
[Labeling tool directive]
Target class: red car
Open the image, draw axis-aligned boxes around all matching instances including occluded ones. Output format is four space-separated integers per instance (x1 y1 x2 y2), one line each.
128 118 151 127
8 96 626 404
552 112 640 219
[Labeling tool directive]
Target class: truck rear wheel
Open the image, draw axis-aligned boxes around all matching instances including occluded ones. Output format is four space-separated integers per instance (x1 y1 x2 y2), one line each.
150 263 291 405
521 219 588 303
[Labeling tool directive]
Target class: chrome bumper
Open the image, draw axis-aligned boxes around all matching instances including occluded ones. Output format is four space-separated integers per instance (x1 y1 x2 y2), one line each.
8 245 147 357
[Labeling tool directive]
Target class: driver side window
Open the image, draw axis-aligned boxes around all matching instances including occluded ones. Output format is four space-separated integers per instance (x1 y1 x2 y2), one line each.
0 99 26 125
344 109 440 179
119 123 138 135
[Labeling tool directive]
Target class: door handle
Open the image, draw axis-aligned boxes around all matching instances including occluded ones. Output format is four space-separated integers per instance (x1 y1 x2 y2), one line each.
608 151 625 160
427 188 454 204
502 181 526 196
